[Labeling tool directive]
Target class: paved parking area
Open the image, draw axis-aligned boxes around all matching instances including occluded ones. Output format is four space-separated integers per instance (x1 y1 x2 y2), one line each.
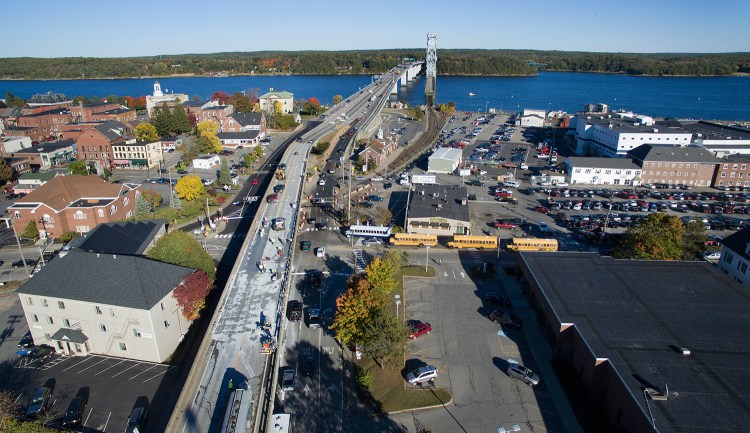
8 351 178 432
398 250 565 433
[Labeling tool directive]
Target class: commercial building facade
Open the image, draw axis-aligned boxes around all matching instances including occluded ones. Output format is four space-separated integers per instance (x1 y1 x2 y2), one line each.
428 147 463 174
564 156 642 186
627 144 719 187
405 185 471 237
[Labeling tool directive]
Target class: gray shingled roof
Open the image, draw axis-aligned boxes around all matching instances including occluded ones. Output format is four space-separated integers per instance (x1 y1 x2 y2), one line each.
407 184 469 222
627 144 719 164
229 112 262 127
18 251 194 310
74 220 165 256
49 328 89 344
564 156 640 169
14 140 75 154
94 121 129 141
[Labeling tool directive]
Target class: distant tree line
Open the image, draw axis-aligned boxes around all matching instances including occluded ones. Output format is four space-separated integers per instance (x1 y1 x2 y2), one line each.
0 50 747 81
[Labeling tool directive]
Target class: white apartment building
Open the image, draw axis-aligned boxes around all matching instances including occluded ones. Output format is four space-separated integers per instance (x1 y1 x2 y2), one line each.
18 251 196 362
574 112 692 157
718 228 750 288
564 157 642 186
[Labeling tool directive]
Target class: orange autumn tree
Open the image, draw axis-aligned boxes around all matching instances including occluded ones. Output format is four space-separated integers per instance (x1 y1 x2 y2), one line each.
331 276 382 346
173 271 214 320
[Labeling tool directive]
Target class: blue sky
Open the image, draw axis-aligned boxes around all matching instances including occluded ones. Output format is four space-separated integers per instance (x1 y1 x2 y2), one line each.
3 0 749 57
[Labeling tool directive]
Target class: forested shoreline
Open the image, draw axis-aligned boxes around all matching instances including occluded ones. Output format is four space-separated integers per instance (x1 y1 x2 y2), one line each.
1 49 748 80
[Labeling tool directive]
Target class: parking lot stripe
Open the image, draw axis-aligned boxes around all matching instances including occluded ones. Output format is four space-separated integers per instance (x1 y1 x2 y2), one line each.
141 369 173 383
75 356 111 373
129 364 158 380
94 359 126 375
62 356 95 371
110 362 140 378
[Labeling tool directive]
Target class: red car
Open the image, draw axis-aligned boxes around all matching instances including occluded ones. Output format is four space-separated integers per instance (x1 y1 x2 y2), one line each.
252 177 259 185
494 221 516 229
533 206 550 214
408 321 432 340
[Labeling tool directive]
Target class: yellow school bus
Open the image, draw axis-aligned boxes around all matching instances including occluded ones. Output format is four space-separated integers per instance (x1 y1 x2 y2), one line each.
447 235 499 250
389 233 439 247
506 238 558 252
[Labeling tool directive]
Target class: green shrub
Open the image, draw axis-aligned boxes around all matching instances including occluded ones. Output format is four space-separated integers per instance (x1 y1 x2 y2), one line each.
58 231 79 243
311 141 331 155
356 368 374 391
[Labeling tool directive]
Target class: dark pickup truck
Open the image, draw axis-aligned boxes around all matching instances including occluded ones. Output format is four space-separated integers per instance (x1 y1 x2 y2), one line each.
489 309 522 329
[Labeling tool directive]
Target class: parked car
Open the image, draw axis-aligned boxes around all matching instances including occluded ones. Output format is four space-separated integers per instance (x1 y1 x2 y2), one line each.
62 396 87 428
18 331 34 348
25 387 51 417
507 362 540 386
12 259 37 268
362 237 383 247
124 406 148 433
281 368 296 391
703 251 721 261
494 221 516 229
533 206 550 214
300 241 311 251
405 365 438 384
489 310 522 329
408 321 432 340
483 293 512 307
17 344 53 359
367 195 384 202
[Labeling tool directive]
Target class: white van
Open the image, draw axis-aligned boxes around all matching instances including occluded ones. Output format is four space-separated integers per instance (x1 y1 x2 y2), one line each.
316 247 326 258
520 163 529 170
504 180 521 188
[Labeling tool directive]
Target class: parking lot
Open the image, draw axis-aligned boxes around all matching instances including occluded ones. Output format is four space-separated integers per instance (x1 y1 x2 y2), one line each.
1 305 179 433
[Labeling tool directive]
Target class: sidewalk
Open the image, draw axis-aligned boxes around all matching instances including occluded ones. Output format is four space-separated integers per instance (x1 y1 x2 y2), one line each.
497 270 585 433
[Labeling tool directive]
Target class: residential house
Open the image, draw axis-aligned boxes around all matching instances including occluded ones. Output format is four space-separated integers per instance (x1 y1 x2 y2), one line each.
13 139 76 170
712 154 750 188
627 143 719 187
17 250 195 362
111 139 163 170
564 156 642 186
8 175 140 239
358 138 397 168
216 112 267 147
76 121 131 170
259 90 294 114
13 171 61 195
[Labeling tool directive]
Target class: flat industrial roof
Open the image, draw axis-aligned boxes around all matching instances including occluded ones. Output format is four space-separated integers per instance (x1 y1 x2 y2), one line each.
520 252 750 433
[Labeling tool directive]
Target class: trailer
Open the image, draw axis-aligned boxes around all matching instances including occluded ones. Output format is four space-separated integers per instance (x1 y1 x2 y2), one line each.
411 174 437 185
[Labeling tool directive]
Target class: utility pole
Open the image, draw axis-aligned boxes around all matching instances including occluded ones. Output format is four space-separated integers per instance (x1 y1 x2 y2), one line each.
2 218 30 278
347 165 353 222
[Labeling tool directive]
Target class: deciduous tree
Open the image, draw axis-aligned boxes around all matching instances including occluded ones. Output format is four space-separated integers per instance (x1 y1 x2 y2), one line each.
364 256 396 300
147 230 215 279
0 159 14 185
333 94 343 105
303 97 322 115
135 123 158 142
173 270 214 320
211 91 231 105
362 306 408 368
229 92 253 112
175 175 205 201
332 277 381 346
142 189 163 210
614 213 685 260
68 160 89 175
682 219 708 260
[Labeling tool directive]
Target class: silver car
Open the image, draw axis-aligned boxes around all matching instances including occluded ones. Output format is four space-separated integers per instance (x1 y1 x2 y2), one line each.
362 237 383 247
506 362 540 386
405 365 438 384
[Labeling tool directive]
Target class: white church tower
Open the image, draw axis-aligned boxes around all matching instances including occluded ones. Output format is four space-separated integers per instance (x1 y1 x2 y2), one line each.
153 81 163 97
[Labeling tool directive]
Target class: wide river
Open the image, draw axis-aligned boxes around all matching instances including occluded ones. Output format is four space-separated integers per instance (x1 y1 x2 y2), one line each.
2 71 749 120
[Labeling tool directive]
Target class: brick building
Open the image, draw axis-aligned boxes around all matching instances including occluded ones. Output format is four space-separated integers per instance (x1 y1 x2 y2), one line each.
712 154 750 188
15 108 73 140
70 101 136 124
2 126 46 143
75 121 131 170
358 138 397 167
627 144 719 187
8 175 140 239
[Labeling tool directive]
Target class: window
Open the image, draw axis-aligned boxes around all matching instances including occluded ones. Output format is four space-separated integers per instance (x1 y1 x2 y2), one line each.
110 309 116 317
97 209 104 218
164 320 171 328
64 318 71 327
13 211 20 219
133 329 141 337
26 296 33 305
124 197 130 206
160 302 165 311
95 306 102 315
58 301 65 309
119 342 127 351
42 299 48 307
46 316 54 324
74 211 86 220
742 262 748 274
32 314 39 323
110 205 117 215
99 324 107 332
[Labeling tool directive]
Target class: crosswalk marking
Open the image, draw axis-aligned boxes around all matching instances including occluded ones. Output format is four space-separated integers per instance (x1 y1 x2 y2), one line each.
212 233 247 239
352 249 367 273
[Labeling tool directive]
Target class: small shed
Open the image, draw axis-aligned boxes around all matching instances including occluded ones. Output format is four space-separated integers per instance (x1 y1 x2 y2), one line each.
192 154 220 169
428 148 463 174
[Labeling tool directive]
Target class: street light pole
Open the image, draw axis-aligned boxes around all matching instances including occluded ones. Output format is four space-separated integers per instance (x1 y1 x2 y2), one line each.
1 218 30 278
425 245 430 272
394 294 401 318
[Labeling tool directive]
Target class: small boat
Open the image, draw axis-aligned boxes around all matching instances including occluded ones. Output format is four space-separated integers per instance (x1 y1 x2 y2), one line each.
469 92 475 96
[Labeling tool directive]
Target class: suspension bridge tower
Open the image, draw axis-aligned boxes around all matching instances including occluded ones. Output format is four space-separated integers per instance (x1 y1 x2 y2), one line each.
425 33 437 105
